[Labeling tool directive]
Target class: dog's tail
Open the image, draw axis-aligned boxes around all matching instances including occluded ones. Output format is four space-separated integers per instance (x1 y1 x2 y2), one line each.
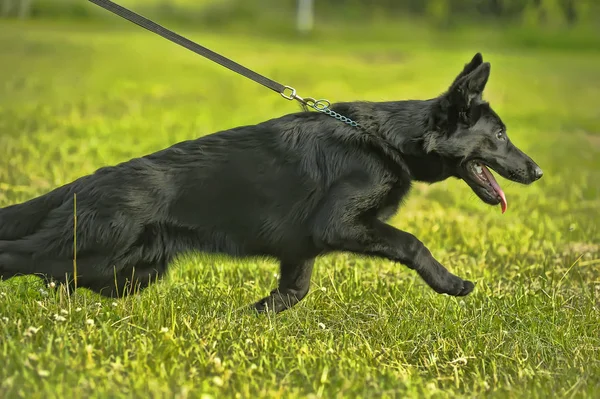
0 186 72 279
0 186 69 241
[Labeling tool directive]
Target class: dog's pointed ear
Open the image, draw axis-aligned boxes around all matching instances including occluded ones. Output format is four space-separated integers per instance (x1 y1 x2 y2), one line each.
448 62 491 109
450 53 484 87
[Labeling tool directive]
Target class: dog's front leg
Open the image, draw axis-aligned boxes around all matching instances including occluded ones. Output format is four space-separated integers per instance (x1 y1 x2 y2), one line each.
254 258 315 314
321 219 474 297
314 178 474 296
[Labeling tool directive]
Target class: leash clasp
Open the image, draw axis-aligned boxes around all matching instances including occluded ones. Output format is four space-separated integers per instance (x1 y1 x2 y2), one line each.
280 85 360 128
281 86 330 111
303 97 330 111
281 85 299 101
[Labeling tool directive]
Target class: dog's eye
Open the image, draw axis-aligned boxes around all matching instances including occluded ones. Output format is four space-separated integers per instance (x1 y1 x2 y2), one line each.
496 131 505 140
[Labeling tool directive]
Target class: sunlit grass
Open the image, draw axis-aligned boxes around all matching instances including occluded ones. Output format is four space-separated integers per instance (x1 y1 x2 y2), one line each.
0 21 599 398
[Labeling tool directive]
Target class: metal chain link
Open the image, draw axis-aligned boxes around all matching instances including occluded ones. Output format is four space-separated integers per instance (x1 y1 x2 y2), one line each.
315 106 361 128
281 85 361 129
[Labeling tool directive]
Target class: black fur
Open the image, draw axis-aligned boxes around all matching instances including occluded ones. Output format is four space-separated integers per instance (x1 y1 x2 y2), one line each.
0 53 542 313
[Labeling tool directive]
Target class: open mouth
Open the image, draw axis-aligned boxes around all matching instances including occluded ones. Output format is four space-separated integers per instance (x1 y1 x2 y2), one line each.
467 161 507 213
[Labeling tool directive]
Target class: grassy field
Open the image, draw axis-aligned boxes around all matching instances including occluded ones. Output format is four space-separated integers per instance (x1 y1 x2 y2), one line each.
0 19 599 399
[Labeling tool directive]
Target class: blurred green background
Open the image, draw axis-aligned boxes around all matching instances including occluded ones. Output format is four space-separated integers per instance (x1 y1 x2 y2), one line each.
2 0 599 43
0 1 599 398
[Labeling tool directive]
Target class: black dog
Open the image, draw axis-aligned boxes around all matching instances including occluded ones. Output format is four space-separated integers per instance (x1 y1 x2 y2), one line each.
0 53 542 312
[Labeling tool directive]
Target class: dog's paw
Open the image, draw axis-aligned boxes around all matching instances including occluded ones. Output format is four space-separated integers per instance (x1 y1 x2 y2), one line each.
252 299 272 314
416 259 476 297
456 280 475 296
439 274 475 297
420 268 475 297
252 296 283 314
252 291 301 314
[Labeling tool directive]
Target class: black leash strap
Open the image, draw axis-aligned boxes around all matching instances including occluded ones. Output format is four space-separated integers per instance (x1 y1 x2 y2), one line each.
88 0 284 94
87 0 360 128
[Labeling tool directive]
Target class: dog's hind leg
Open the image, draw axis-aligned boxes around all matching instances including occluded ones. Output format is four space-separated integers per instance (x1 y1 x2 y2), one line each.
81 259 169 298
0 253 34 280
254 258 315 313
0 251 107 291
0 252 78 281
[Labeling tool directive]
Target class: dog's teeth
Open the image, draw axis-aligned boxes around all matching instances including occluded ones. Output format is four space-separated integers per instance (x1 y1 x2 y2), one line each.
474 164 483 174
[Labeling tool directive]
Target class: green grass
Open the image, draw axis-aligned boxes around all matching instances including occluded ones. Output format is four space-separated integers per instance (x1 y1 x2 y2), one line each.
0 20 599 399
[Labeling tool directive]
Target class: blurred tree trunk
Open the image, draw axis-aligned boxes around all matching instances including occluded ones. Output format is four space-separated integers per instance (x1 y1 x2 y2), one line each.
297 0 314 33
19 0 31 19
1 0 32 18
1 0 13 17
564 0 577 25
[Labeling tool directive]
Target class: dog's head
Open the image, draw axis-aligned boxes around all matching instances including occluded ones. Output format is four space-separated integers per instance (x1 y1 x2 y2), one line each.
430 53 543 213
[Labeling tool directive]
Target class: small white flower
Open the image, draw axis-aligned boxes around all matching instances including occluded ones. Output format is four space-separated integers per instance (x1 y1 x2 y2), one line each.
86 319 95 326
111 302 118 307
245 338 253 345
54 314 66 322
250 363 258 370
39 289 48 297
1 317 8 323
60 309 69 315
94 302 102 308
27 326 41 334
320 286 327 292
160 327 169 333
37 369 50 378
0 292 7 297
212 376 224 387
23 326 41 337
213 357 222 368
47 281 56 289
318 322 326 330
75 307 82 312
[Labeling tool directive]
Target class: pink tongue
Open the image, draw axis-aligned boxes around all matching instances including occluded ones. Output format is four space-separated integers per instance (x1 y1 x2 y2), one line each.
480 165 507 214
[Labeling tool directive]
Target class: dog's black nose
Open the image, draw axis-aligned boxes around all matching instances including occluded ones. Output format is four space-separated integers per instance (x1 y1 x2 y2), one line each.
534 166 543 180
